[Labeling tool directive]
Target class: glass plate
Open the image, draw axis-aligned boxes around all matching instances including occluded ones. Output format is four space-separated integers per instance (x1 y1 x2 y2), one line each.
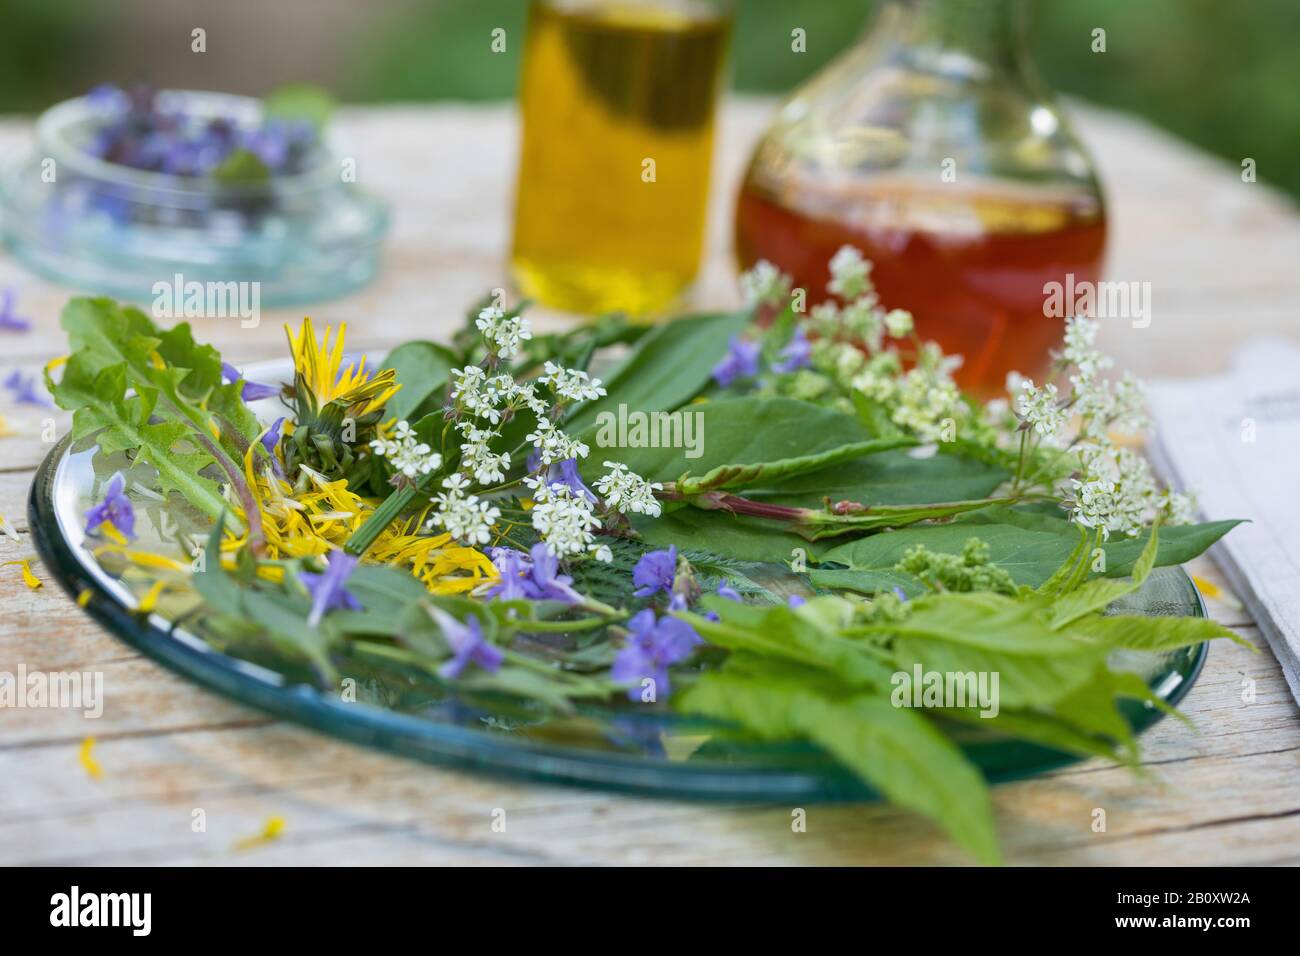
27 364 1208 801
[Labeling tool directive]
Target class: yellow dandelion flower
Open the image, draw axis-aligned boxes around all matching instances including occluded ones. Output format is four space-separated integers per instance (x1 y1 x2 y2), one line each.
286 318 399 416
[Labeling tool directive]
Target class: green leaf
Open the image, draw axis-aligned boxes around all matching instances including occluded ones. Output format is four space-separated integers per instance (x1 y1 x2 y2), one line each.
263 84 335 128
383 340 456 422
585 396 876 484
212 149 271 184
747 448 1007 509
819 508 1241 594
566 310 750 436
1069 613 1249 651
679 672 1000 865
50 357 229 522
632 509 819 566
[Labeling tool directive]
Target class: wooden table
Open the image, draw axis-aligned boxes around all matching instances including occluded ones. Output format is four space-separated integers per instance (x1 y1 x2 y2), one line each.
2 99 1298 866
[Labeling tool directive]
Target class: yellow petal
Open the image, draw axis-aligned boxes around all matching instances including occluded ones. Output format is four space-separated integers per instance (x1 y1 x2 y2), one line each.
79 737 104 779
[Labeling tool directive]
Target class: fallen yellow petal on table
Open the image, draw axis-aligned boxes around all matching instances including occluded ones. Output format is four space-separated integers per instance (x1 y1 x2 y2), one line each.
234 816 286 851
1 558 42 589
79 737 103 779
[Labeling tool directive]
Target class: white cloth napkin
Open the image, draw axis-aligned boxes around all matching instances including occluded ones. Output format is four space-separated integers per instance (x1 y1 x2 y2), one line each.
1145 340 1300 702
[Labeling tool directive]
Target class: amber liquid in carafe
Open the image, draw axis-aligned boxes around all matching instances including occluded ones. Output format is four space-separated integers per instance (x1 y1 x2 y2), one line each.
512 1 731 317
735 174 1106 393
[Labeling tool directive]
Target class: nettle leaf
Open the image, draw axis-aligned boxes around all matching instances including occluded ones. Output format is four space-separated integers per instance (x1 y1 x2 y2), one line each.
679 672 1000 865
383 340 456 422
1048 526 1160 629
51 357 228 521
1069 613 1249 652
818 508 1241 594
567 309 750 436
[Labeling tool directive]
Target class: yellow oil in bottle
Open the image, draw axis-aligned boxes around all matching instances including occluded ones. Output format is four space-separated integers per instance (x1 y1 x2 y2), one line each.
510 1 731 318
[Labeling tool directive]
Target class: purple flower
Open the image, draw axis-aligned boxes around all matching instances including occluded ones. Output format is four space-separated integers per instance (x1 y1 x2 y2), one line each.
787 594 808 608
428 606 503 680
260 416 286 479
632 546 677 597
554 458 597 503
526 542 585 604
298 551 362 627
84 472 135 539
485 543 585 605
892 586 909 602
0 288 32 333
772 326 812 373
611 609 703 701
716 583 742 602
485 547 536 601
222 362 280 402
711 336 761 388
3 370 52 407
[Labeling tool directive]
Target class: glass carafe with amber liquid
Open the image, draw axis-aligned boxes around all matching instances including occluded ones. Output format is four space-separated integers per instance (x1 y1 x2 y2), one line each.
734 0 1105 392
512 0 732 318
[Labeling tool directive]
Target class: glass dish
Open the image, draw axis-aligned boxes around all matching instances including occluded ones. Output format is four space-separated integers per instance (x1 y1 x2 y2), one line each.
0 90 389 306
27 360 1208 800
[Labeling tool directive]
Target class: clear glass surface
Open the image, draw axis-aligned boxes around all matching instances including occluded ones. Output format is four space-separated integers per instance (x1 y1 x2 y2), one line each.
0 91 389 306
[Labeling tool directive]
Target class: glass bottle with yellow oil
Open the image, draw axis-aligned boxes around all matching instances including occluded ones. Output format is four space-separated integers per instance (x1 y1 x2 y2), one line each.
511 0 733 318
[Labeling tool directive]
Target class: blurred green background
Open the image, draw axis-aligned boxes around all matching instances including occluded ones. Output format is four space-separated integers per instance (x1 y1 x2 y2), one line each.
1 0 1295 198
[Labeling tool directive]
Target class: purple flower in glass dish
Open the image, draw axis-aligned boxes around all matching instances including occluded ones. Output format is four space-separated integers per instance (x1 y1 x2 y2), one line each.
711 336 760 387
0 288 32 333
3 370 51 407
611 609 703 701
427 606 503 680
632 546 677 597
298 550 362 627
84 472 135 539
222 362 280 402
772 326 812 373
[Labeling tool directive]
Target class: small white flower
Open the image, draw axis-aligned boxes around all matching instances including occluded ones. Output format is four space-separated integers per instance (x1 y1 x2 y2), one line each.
527 417 588 465
589 543 614 563
538 361 607 403
428 473 500 545
594 461 663 517
530 484 602 557
884 309 914 338
369 420 442 479
1015 379 1067 442
739 260 792 308
828 245 870 300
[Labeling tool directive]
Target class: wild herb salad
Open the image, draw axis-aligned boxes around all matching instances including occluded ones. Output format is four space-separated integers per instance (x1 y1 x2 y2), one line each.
48 250 1242 863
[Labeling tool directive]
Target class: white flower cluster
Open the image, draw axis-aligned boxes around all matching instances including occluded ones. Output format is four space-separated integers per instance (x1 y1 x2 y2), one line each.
476 305 533 359
427 473 500 545
739 259 792 308
1015 379 1068 443
525 477 607 559
526 418 589 467
537 361 607 402
370 420 442 479
593 461 663 517
828 245 870 300
1069 442 1194 539
457 422 511 485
